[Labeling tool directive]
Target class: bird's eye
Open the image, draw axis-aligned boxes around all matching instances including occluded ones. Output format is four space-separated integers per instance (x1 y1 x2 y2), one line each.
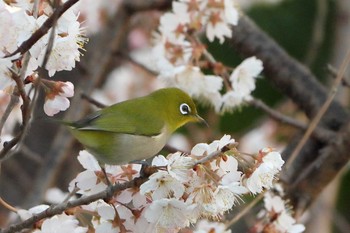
179 103 191 115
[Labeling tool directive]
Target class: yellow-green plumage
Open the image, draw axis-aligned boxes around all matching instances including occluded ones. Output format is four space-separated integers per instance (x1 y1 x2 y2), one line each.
68 88 203 165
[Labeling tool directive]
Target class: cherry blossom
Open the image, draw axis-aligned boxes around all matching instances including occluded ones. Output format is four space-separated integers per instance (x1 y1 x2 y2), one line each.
159 65 223 110
221 56 263 112
244 149 284 194
167 152 196 182
260 191 306 233
205 0 239 43
32 213 87 233
17 205 50 221
43 81 74 116
140 170 185 200
230 56 263 97
143 198 194 229
0 2 17 53
194 219 231 233
191 134 235 156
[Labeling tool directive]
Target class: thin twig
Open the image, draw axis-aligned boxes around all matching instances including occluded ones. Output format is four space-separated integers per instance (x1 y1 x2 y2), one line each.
0 0 80 161
0 93 20 142
327 64 350 87
304 0 327 65
225 193 263 229
80 93 107 108
63 186 79 203
0 197 18 213
4 0 80 58
286 49 350 169
41 0 59 69
0 73 31 161
32 0 40 17
248 99 336 142
116 52 159 76
194 144 232 165
192 34 232 90
19 145 43 165
1 176 148 233
0 0 44 161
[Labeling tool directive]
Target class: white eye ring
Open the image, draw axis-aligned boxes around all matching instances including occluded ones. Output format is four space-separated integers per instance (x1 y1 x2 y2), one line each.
180 103 191 115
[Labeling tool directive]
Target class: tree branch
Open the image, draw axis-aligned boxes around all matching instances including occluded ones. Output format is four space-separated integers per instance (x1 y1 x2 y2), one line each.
228 13 350 210
4 0 80 58
1 176 148 233
0 73 31 161
248 99 335 143
229 14 349 127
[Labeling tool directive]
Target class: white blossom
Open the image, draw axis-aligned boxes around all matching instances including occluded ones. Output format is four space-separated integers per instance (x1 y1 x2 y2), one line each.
262 149 285 171
194 219 231 233
159 1 190 43
77 150 101 171
263 191 305 233
159 65 223 110
220 90 245 112
205 0 239 43
245 149 284 194
151 155 169 166
43 81 74 116
45 188 71 204
167 152 195 182
69 151 108 195
191 134 235 156
230 56 263 97
275 211 305 233
245 162 276 194
264 191 285 213
17 205 49 221
44 95 70 116
152 37 193 73
221 57 263 112
0 3 18 53
144 198 193 229
97 204 115 221
94 222 119 233
32 213 87 233
140 170 185 200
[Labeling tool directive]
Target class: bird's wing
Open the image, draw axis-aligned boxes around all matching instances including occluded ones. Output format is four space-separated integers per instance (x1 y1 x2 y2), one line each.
71 99 165 136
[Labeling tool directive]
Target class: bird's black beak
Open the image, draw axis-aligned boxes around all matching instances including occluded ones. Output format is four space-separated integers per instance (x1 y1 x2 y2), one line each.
195 114 209 127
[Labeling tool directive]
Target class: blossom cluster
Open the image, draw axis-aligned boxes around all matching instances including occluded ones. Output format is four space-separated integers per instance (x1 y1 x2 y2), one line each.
0 0 85 116
13 135 300 233
152 0 264 112
253 189 305 233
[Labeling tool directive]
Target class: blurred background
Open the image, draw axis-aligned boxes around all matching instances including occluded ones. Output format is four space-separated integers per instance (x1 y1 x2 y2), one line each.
0 0 349 232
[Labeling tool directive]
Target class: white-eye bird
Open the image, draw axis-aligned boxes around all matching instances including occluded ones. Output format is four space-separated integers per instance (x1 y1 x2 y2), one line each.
67 88 205 165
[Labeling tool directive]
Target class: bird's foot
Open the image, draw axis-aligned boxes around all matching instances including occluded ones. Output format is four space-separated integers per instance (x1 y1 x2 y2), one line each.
101 166 112 187
130 159 149 166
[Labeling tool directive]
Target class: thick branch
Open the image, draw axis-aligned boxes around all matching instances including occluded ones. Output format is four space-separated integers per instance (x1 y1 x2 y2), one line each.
1 176 148 233
228 14 350 209
229 14 349 129
287 121 350 211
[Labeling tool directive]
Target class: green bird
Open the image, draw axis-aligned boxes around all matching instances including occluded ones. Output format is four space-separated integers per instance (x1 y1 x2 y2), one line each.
67 88 205 165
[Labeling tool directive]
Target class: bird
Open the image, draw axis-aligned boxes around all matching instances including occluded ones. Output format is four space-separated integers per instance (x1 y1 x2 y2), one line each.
66 87 205 165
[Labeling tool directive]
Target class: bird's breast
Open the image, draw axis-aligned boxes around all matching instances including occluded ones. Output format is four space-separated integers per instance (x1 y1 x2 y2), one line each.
97 126 170 165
